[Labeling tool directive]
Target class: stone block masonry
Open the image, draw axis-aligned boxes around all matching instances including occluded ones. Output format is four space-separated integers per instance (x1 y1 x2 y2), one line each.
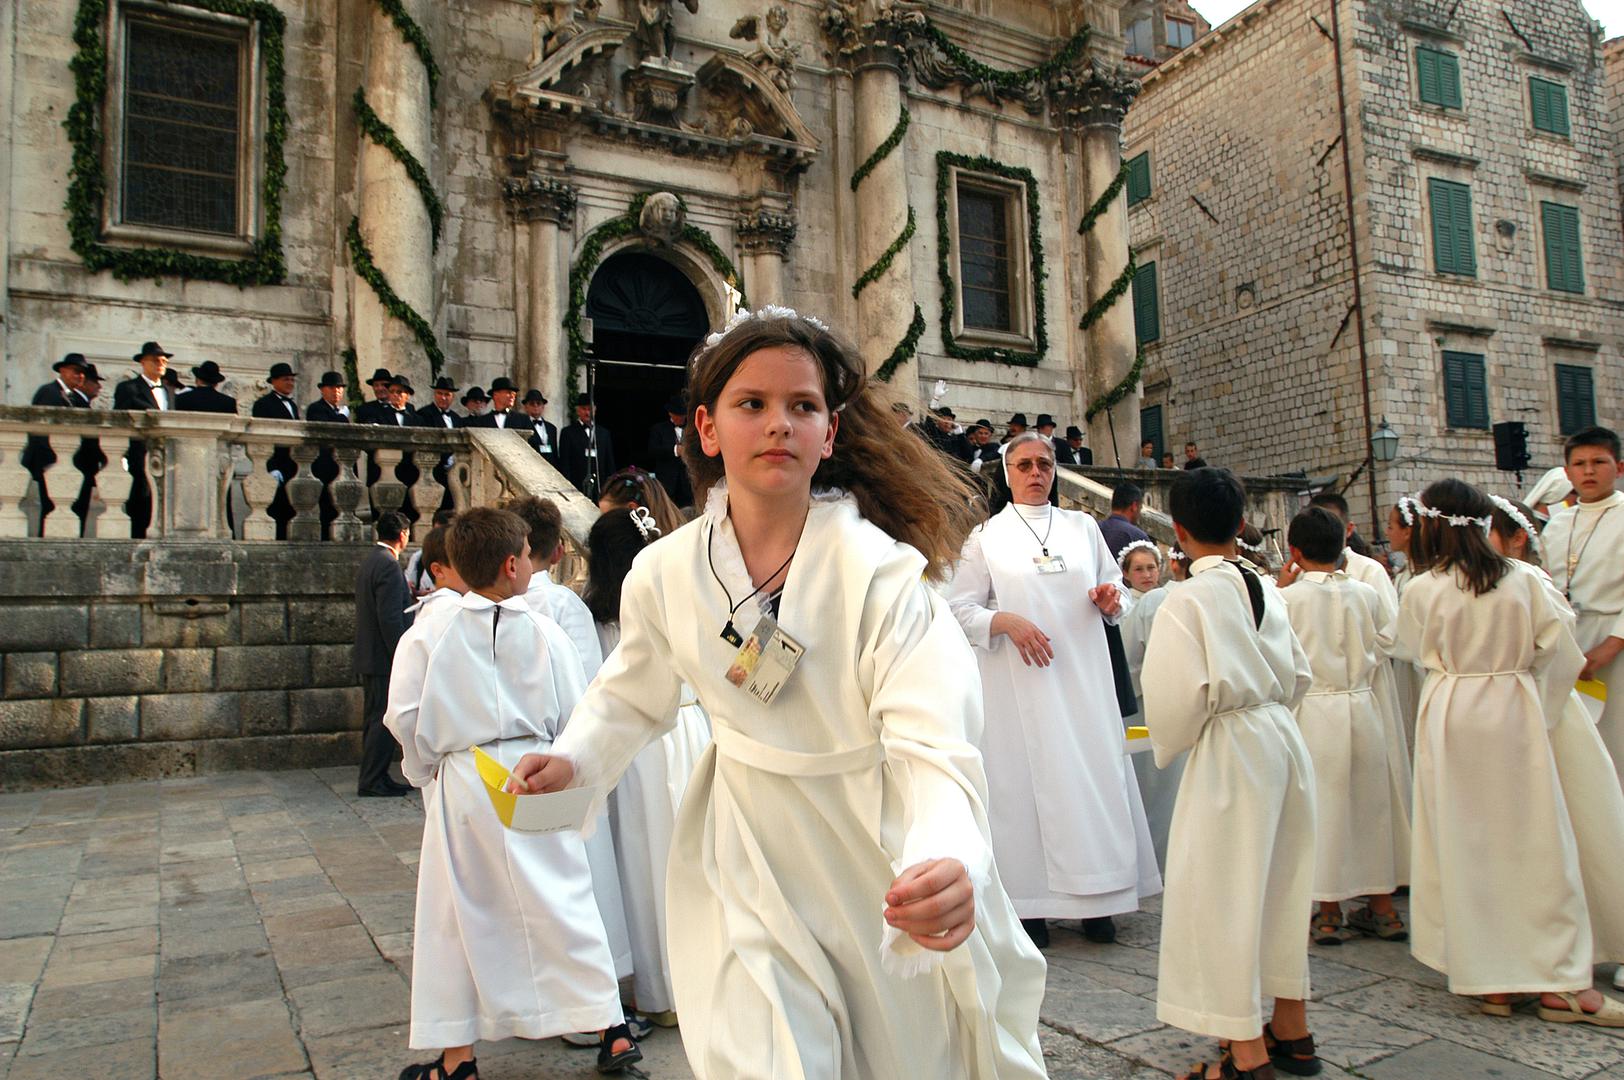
0 541 372 789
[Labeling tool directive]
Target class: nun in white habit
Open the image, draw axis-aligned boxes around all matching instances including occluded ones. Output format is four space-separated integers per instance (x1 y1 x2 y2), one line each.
947 433 1161 939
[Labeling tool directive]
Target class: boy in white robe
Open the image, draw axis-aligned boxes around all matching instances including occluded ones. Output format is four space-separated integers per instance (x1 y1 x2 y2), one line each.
1143 468 1319 1080
1279 507 1409 945
384 508 639 1079
402 524 466 631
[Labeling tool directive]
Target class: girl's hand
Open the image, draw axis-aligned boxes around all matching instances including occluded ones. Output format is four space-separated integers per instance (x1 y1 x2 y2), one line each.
510 753 574 794
1089 583 1122 617
991 612 1053 667
884 858 975 951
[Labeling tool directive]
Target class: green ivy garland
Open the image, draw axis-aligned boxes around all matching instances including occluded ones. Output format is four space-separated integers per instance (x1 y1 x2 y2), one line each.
1076 159 1146 421
934 152 1047 367
63 0 288 286
1077 161 1130 237
875 305 927 384
339 347 364 410
851 207 916 299
346 216 446 379
353 88 443 250
1079 255 1136 332
376 0 441 109
564 191 747 395
921 19 1092 91
1085 348 1146 422
850 107 910 192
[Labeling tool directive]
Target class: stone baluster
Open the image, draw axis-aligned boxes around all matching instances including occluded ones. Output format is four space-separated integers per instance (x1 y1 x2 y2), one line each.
370 447 408 521
0 430 30 537
286 444 325 542
330 447 366 543
144 440 167 539
92 451 134 539
410 450 444 540
507 173 577 408
447 459 472 513
41 439 79 538
737 199 796 308
239 444 281 541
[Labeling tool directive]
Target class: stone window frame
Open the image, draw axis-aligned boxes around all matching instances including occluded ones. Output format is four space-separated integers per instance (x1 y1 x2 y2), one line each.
1552 361 1596 436
1409 33 1465 114
1130 240 1162 347
100 0 268 257
1414 149 1479 281
1527 75 1572 140
938 158 1044 359
1126 150 1153 209
1439 348 1492 431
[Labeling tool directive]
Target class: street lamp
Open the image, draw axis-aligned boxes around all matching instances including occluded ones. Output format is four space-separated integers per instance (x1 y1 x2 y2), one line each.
1372 417 1399 463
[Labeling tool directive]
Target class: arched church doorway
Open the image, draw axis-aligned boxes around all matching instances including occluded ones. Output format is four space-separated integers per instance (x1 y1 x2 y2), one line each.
584 250 708 495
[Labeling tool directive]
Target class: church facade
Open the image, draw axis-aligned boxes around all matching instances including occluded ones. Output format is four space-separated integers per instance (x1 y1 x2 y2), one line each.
0 0 1148 469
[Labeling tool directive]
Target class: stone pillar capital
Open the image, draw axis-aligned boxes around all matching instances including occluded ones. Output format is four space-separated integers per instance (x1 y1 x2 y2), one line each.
737 205 798 256
504 173 578 227
1050 59 1140 132
822 2 927 76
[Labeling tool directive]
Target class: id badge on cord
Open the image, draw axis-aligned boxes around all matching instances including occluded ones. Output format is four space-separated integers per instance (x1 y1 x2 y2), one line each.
724 610 805 705
1034 554 1068 575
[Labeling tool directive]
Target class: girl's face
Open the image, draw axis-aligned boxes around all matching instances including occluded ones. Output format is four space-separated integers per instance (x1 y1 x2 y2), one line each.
695 345 836 502
1385 507 1411 553
1006 441 1055 506
1124 551 1160 592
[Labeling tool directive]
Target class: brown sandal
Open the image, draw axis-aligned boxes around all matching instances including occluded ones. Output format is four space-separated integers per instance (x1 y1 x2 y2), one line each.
1183 1052 1277 1080
1263 1024 1321 1076
1311 913 1355 946
1346 905 1408 942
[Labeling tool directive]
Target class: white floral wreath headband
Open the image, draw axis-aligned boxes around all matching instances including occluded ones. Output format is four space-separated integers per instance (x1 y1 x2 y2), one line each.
1237 536 1267 556
1117 539 1161 570
1168 548 1189 562
698 304 830 357
1395 495 1419 527
1413 497 1491 532
1487 494 1541 554
629 506 662 543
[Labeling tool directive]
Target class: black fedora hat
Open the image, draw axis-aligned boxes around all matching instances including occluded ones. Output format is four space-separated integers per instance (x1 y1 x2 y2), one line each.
521 389 546 405
317 370 346 388
1007 413 1028 427
81 364 102 382
53 353 88 373
431 376 458 392
161 369 185 387
488 376 519 394
390 375 415 394
367 368 393 385
1065 425 1084 440
267 362 297 380
572 392 594 407
663 395 687 415
938 406 956 420
137 341 173 359
974 418 993 431
191 360 226 385
461 386 489 404
1035 414 1056 429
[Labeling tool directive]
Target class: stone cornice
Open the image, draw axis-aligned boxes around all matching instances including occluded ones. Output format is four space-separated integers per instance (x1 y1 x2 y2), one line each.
1411 145 1480 169
1426 318 1496 337
1542 335 1602 351
1525 168 1585 193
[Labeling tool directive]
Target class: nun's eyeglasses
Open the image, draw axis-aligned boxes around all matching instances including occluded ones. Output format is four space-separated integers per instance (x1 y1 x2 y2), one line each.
1011 459 1055 475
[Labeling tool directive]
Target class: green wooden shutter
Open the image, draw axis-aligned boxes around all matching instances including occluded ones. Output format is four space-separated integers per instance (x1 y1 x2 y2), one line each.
1530 77 1571 136
1140 404 1164 459
1555 364 1595 435
1443 351 1489 429
1126 153 1151 207
1429 179 1476 276
1542 201 1584 293
1133 261 1160 345
1417 47 1461 108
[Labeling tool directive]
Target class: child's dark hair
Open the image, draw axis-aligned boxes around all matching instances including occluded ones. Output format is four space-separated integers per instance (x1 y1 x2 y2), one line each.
598 467 685 535
1168 467 1246 545
503 496 563 562
680 312 981 580
583 508 655 625
375 510 408 544
1308 490 1350 520
1408 479 1508 596
1563 425 1620 462
1288 506 1346 566
420 525 451 582
447 508 528 589
1488 495 1543 569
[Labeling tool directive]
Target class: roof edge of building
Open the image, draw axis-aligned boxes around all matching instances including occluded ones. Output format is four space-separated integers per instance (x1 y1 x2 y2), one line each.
1139 0 1295 92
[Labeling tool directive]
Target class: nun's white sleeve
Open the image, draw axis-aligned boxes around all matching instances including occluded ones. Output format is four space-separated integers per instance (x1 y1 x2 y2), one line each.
1088 517 1133 627
945 528 997 649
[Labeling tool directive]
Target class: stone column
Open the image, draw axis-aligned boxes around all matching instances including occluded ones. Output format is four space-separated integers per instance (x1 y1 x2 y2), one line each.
1057 61 1141 467
354 0 436 390
737 202 797 308
506 174 576 404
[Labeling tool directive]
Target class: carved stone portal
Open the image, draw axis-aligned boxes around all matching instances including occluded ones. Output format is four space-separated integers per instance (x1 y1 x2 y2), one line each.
624 58 697 124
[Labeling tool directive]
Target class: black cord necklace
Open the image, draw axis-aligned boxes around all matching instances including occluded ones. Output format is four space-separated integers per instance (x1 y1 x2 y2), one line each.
707 522 800 647
1013 503 1056 557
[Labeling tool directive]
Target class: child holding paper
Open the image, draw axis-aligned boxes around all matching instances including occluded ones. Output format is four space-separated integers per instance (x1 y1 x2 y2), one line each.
384 508 639 1079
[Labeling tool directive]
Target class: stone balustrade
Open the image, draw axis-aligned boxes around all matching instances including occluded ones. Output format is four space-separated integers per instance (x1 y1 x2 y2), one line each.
1059 464 1307 562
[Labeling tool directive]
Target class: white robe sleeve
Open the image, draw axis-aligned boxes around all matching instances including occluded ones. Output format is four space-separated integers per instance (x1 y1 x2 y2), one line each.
1141 605 1211 768
945 527 998 649
382 623 436 788
1527 570 1588 730
1088 517 1132 627
1368 583 1397 657
1393 585 1426 666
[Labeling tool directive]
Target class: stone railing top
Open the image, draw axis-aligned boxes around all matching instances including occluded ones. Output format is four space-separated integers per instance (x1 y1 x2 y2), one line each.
0 405 471 450
468 429 600 563
1056 466 1175 544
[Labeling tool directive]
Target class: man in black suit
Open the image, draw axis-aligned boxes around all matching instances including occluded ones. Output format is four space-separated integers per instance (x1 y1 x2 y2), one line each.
914 406 973 464
521 389 560 467
416 376 460 430
464 377 531 432
457 386 489 425
176 361 238 414
353 511 413 797
307 370 350 422
559 392 615 499
69 363 105 532
22 353 88 532
354 368 395 425
383 374 424 428
251 362 301 537
1054 424 1093 466
646 395 692 504
113 341 174 537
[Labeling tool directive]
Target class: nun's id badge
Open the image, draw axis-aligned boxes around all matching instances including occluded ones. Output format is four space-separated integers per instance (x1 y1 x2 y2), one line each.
1034 554 1068 575
724 611 805 705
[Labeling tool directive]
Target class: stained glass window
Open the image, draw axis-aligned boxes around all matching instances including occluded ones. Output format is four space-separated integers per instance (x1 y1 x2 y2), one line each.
958 188 1013 332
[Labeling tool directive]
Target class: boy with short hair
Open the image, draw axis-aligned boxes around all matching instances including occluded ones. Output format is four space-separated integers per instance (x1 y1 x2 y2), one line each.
1143 468 1318 1080
1280 506 1410 947
384 508 639 1079
403 524 466 630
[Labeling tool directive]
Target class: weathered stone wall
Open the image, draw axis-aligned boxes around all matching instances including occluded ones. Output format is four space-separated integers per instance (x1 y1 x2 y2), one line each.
0 541 368 789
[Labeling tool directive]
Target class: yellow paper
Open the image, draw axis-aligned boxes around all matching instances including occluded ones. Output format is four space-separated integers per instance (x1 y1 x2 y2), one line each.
470 745 599 833
1576 679 1607 703
1125 725 1154 755
1126 725 1149 740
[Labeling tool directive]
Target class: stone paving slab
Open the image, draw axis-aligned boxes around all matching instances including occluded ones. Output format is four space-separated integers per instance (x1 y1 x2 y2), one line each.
2 769 1622 1079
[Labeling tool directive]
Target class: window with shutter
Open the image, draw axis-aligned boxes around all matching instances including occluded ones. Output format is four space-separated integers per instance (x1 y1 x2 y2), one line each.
1428 179 1476 277
1133 261 1161 345
1416 46 1462 109
1541 201 1584 294
1127 153 1152 208
1141 405 1164 459
1554 365 1595 435
1529 77 1571 137
1442 351 1489 429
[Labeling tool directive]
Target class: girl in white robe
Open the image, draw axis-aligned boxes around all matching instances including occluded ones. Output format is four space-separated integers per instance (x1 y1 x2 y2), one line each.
512 310 1047 1079
947 436 1160 943
1117 541 1184 872
1398 480 1624 1027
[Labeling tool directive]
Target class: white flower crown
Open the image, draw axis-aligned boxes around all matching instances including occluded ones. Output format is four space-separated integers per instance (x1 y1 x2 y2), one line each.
1237 536 1266 555
1487 494 1541 555
629 506 662 543
1396 495 1418 527
1168 549 1189 562
698 304 830 356
1117 539 1161 569
1413 499 1491 532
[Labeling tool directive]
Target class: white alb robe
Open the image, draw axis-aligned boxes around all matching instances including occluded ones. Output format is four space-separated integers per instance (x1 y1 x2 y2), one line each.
553 487 1047 1079
1540 490 1624 787
1119 584 1184 871
1396 562 1591 994
597 620 713 1016
1143 556 1315 1041
1280 572 1409 900
383 592 622 1048
947 503 1161 920
1389 566 1422 755
522 574 633 981
1342 550 1416 803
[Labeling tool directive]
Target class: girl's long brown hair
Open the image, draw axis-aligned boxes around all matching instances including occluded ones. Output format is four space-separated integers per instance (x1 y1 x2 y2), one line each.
598 467 685 536
1489 495 1544 569
1408 479 1510 596
680 314 981 580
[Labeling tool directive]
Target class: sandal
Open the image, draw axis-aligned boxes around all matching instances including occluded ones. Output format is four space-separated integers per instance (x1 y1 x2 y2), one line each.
1311 913 1355 946
1537 991 1624 1028
398 1055 478 1080
1263 1024 1321 1077
1181 1057 1276 1080
597 1023 644 1074
1478 994 1536 1018
1345 906 1408 942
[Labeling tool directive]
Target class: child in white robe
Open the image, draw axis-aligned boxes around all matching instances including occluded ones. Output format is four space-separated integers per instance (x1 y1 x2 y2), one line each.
384 508 638 1079
1118 540 1183 870
1143 468 1318 1080
512 309 1048 1079
1278 506 1409 945
402 524 466 632
1399 480 1623 1027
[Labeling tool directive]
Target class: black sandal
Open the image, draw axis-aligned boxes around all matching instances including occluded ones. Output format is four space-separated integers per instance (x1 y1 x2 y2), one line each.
1181 1058 1276 1079
597 1023 643 1074
398 1054 478 1080
1263 1024 1322 1077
